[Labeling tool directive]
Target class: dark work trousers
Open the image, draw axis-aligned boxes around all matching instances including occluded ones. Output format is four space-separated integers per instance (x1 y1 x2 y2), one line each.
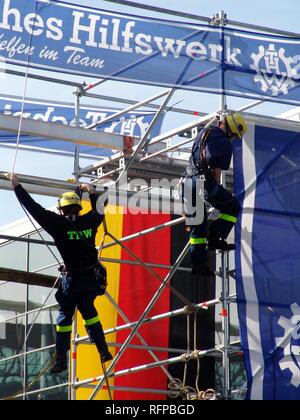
189 175 241 266
55 277 108 357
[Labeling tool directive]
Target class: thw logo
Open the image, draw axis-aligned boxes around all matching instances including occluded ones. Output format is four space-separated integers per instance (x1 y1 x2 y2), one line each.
67 229 93 240
250 44 296 96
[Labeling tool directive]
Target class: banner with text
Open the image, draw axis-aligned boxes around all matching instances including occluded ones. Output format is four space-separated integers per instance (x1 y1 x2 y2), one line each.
0 0 300 104
0 95 164 156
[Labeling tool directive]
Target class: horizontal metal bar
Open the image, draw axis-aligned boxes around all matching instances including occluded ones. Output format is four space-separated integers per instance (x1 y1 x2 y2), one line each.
226 18 300 38
84 92 206 116
103 0 300 37
2 381 70 400
99 256 191 273
0 303 58 325
0 113 129 150
86 89 170 130
77 296 220 344
0 171 80 197
0 142 102 161
140 135 196 162
74 346 224 388
0 234 55 247
79 340 187 354
102 0 211 23
1 67 82 88
0 344 55 364
102 217 185 249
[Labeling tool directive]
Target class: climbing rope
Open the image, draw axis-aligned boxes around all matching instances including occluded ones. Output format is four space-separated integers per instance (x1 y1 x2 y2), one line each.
168 306 217 401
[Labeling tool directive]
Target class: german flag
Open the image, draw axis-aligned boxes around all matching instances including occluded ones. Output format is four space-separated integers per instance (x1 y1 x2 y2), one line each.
75 204 215 400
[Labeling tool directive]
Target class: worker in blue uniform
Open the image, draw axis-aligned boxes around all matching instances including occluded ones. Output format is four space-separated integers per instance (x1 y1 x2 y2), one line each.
6 173 112 374
186 113 247 274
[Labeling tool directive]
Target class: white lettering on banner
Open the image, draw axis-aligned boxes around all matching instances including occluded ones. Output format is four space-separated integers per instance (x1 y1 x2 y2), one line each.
0 0 226 65
121 21 135 53
0 0 63 40
154 37 186 58
52 115 68 125
46 17 63 41
39 46 59 61
98 18 110 49
70 11 100 47
225 36 242 67
208 43 223 62
64 46 105 69
32 107 55 122
186 41 207 60
0 0 22 32
0 34 35 58
69 10 219 61
135 33 152 55
24 13 44 36
85 112 108 128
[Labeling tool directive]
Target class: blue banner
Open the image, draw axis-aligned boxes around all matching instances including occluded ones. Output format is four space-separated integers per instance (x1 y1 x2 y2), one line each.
0 95 164 156
0 0 300 104
234 121 300 400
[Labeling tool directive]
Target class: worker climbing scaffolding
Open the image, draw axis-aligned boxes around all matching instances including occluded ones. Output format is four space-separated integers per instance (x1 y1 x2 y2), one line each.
5 173 113 374
184 112 247 275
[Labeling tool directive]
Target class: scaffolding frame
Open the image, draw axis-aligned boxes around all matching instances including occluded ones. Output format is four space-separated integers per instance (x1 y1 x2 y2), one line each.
0 215 238 400
1 3 300 400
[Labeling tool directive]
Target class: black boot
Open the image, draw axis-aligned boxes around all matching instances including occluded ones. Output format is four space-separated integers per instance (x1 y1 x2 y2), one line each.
86 322 113 363
50 352 68 374
100 350 113 363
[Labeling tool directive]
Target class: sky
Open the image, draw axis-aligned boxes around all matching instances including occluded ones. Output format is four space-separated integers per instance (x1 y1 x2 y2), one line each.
1 0 300 226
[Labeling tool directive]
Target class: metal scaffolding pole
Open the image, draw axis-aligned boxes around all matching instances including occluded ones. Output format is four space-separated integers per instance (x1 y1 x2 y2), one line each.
221 251 231 400
88 241 190 400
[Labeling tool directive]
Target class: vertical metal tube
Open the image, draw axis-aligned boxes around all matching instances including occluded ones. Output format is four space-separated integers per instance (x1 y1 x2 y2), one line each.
219 10 227 111
74 89 81 182
23 237 30 400
221 250 230 399
70 315 78 401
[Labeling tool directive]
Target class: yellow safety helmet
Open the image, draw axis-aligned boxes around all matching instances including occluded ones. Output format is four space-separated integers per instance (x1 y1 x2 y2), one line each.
226 113 247 138
57 192 82 210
